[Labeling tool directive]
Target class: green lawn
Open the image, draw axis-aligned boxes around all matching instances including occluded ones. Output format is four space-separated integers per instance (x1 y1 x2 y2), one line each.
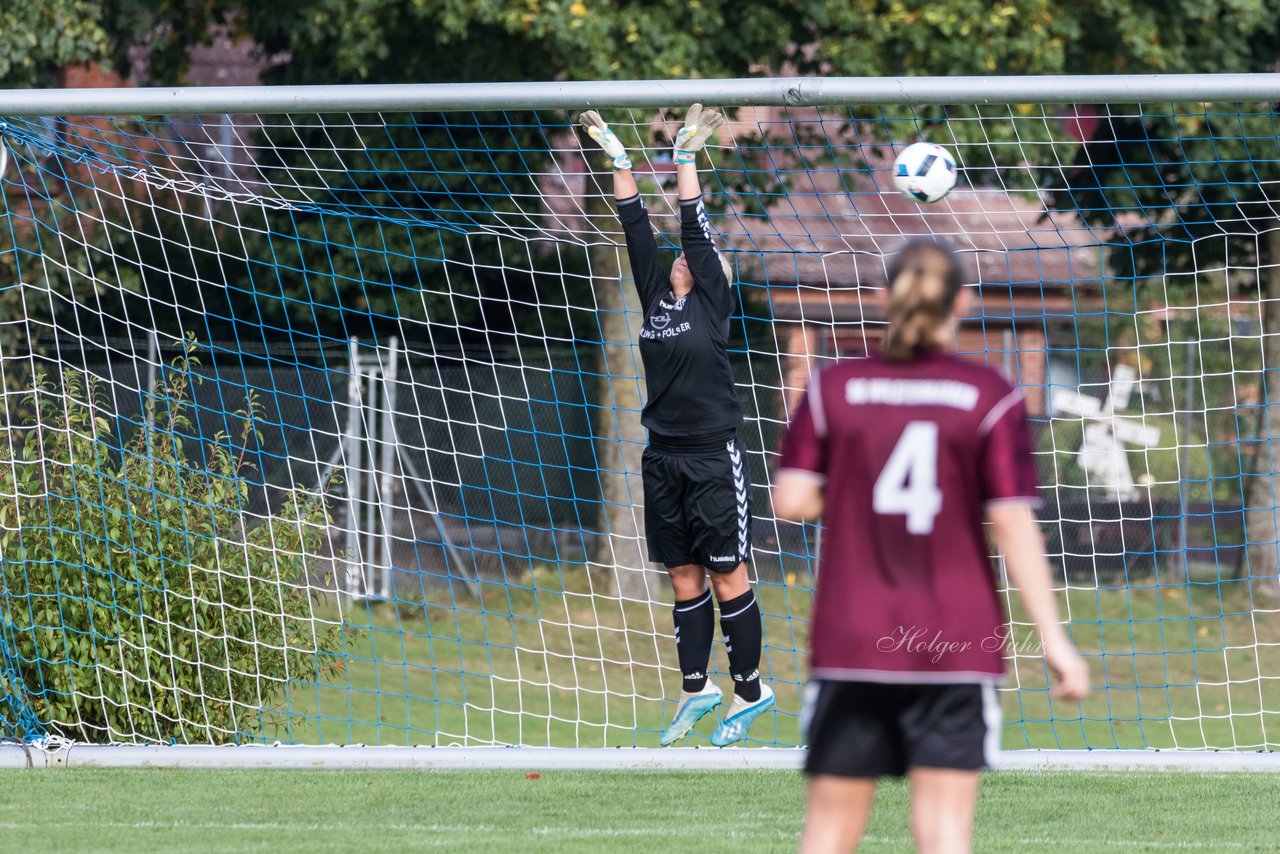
1 769 1277 852
262 565 1280 752
1004 574 1280 750
269 567 814 748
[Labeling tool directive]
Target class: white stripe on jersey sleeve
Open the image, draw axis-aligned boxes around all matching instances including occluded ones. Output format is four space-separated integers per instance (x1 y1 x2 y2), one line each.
978 388 1024 437
809 370 828 438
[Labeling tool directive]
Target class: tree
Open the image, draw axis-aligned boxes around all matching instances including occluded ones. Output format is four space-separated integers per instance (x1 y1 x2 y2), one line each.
91 0 827 600
0 1 113 427
81 0 1277 597
0 357 346 742
0 2 106 88
1038 15 1279 591
0 1 109 385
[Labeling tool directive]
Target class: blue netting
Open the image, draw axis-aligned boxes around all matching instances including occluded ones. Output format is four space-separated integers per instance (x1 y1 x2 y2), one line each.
0 101 1276 749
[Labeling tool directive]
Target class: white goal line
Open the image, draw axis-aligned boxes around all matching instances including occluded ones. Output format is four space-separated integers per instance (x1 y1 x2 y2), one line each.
0 745 1275 772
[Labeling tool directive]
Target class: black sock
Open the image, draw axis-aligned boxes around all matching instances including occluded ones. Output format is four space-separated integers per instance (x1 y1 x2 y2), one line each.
673 589 714 694
718 589 762 702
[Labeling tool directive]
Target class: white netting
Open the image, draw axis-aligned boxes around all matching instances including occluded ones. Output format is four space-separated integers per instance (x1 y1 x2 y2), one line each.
0 96 1277 749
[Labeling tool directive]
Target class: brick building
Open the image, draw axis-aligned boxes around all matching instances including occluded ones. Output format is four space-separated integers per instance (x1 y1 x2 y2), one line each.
713 109 1103 415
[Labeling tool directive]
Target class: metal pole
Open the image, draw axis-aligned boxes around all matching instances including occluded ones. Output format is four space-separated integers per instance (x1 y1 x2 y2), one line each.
146 332 159 389
10 742 1280 772
1178 337 1195 579
138 331 160 468
363 362 380 600
377 338 400 601
1 74 1279 116
343 337 364 602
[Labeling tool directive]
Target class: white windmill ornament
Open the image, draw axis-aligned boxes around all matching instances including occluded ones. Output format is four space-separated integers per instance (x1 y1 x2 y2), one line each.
1049 363 1162 501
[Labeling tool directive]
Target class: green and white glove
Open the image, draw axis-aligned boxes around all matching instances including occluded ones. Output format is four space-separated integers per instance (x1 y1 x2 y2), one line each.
673 103 726 165
578 111 632 171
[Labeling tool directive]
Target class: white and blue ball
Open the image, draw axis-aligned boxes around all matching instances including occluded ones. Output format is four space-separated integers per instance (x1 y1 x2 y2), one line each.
892 142 958 204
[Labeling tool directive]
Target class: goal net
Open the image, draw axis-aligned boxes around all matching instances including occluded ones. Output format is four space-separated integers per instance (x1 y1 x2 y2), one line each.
1 79 1278 754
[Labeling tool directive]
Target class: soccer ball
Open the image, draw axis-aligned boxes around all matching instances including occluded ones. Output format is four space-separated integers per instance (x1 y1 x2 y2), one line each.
893 142 958 204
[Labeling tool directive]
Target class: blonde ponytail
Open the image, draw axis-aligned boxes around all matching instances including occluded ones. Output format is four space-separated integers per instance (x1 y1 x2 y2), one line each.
881 239 964 361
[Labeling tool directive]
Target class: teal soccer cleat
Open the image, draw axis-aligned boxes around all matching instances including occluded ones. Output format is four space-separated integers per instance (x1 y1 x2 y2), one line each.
710 683 775 747
660 683 723 745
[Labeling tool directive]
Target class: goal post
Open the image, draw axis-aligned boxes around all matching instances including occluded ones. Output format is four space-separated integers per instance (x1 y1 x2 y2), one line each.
1 74 1279 769
1 743 1274 772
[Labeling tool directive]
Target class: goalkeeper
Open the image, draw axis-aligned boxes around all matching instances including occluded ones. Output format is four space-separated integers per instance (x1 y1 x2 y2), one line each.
579 106 772 746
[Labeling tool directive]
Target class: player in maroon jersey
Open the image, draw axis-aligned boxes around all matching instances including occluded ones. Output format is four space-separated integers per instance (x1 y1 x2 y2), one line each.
773 238 1088 853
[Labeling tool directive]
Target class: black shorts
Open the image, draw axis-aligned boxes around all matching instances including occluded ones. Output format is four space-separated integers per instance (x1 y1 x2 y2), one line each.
642 436 752 572
803 680 1000 778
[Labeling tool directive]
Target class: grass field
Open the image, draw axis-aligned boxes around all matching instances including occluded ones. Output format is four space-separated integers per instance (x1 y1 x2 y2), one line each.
262 566 1280 752
2 768 1278 852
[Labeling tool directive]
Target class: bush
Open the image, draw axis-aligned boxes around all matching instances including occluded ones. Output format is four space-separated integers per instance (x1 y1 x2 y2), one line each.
0 355 348 743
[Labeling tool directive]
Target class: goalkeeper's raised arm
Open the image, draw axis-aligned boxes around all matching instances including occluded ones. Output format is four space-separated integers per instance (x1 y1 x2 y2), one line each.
674 105 734 319
578 107 771 748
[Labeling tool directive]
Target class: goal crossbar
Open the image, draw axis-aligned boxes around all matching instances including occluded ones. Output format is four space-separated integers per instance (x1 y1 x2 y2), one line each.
0 73 1279 115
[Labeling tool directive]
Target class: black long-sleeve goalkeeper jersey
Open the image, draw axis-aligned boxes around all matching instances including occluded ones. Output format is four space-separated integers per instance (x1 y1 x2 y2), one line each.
617 194 743 439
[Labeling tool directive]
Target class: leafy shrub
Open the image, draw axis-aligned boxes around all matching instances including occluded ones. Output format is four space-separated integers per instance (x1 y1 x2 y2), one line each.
0 356 347 743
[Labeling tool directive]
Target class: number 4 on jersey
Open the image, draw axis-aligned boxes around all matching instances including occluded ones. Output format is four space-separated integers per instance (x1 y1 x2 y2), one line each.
873 421 942 535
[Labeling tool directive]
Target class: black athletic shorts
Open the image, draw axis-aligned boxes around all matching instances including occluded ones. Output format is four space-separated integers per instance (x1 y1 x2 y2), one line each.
803 680 1001 778
642 434 751 572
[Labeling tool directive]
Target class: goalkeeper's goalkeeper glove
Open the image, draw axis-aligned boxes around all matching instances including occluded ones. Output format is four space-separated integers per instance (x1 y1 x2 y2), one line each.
578 111 632 171
673 103 726 165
